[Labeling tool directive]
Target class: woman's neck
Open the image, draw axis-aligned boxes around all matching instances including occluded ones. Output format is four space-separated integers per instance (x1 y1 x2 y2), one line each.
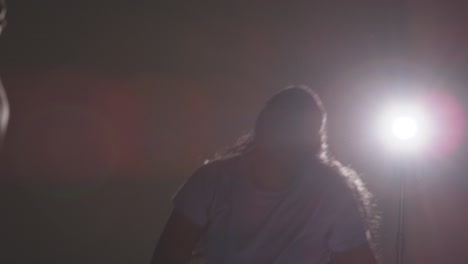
245 148 300 192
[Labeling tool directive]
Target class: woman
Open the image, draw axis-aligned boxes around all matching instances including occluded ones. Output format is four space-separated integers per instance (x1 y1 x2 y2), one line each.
152 86 378 264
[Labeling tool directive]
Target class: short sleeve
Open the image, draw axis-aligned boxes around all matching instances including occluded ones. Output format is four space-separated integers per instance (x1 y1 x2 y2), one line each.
328 186 368 252
172 164 216 228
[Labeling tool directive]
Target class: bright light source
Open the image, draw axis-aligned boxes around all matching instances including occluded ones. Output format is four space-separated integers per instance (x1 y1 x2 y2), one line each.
378 103 431 153
392 116 418 140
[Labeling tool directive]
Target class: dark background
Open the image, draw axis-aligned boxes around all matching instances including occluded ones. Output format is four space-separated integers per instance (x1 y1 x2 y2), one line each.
1 1 468 263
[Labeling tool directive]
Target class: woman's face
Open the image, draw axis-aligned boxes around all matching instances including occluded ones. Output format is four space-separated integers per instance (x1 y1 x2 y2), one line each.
258 106 323 159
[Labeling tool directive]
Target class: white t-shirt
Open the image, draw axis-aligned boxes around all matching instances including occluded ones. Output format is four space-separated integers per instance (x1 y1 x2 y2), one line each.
173 157 368 264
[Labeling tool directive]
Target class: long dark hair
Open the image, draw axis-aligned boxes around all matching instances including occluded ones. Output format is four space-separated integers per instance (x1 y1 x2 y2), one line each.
210 85 379 252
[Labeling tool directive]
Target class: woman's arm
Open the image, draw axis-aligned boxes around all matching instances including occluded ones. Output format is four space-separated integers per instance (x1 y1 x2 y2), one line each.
151 210 203 264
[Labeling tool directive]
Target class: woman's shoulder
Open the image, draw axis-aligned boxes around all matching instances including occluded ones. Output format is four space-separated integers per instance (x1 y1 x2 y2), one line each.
308 161 362 202
192 156 242 182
